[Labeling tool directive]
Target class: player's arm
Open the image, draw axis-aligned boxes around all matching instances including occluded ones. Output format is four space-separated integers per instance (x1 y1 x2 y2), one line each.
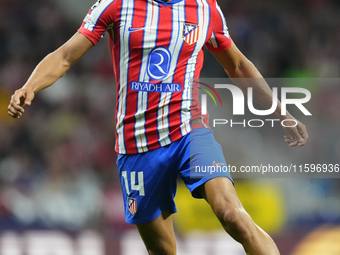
211 41 309 147
8 32 94 119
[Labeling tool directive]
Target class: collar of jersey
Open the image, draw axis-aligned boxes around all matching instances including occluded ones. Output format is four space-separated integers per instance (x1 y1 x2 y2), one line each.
152 0 184 7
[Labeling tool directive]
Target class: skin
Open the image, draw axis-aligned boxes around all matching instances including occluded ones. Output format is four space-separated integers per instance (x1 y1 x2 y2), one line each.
211 41 308 147
8 28 308 255
7 33 94 119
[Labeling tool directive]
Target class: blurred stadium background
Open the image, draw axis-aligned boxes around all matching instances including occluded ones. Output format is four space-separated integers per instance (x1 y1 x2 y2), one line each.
1 0 340 254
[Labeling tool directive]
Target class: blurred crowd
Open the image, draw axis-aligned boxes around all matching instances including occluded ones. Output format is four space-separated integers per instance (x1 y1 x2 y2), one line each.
0 0 340 236
0 0 125 231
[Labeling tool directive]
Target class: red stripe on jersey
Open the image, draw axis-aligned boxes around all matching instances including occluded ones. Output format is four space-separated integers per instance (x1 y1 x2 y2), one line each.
109 27 120 151
144 4 173 149
200 0 205 28
142 3 160 151
187 0 209 130
112 0 127 153
158 6 173 142
167 0 198 142
123 0 148 154
111 0 122 84
190 50 209 128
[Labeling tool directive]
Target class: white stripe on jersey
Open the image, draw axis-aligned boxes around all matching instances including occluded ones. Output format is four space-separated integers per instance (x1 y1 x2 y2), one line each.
179 1 190 136
134 0 160 153
157 1 186 145
167 1 185 80
216 2 230 39
181 0 211 135
117 0 135 154
135 90 148 152
199 0 211 47
157 91 172 146
84 0 115 32
156 2 186 147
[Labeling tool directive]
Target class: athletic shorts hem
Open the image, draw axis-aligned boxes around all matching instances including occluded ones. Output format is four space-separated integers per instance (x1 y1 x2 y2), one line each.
190 176 235 199
125 207 177 225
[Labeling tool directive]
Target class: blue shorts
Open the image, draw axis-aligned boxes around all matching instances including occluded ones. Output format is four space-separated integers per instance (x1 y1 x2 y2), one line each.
117 128 234 224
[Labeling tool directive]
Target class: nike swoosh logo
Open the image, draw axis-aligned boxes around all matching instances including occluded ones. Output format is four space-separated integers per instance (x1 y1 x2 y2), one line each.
128 26 145 32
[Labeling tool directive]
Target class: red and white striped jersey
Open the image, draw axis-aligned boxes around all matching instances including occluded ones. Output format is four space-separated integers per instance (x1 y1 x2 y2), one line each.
78 0 232 154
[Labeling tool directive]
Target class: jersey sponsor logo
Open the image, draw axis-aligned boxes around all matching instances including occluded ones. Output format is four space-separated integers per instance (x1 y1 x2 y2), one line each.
128 26 145 32
130 82 181 93
183 23 199 45
128 197 137 215
147 47 171 81
84 14 94 25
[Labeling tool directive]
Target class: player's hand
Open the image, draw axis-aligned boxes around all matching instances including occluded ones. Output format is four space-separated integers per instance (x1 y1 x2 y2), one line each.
7 88 35 119
283 119 308 147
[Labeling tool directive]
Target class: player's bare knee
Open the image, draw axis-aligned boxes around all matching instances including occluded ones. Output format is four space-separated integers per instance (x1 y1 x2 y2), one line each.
217 205 252 242
146 245 176 255
145 238 176 255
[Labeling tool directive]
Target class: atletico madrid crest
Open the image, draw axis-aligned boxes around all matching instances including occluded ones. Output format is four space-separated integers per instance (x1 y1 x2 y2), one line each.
128 197 137 215
183 23 199 45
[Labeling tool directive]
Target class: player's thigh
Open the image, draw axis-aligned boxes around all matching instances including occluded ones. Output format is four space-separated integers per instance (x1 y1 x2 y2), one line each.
196 177 243 218
179 128 234 199
136 210 176 255
198 176 240 203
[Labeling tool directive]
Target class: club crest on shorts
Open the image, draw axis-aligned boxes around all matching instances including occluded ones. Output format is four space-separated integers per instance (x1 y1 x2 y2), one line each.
128 197 137 215
183 23 199 45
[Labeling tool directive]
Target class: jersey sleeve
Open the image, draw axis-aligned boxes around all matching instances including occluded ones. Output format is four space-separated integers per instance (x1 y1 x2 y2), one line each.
77 0 116 45
205 1 232 52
